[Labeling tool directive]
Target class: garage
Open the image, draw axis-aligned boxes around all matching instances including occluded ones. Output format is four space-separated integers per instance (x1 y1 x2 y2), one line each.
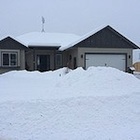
85 54 126 71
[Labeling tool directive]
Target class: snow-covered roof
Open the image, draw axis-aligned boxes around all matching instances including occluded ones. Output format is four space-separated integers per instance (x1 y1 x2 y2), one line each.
16 32 80 48
16 25 109 50
59 25 107 51
16 25 139 51
59 24 139 51
16 25 111 51
0 36 27 48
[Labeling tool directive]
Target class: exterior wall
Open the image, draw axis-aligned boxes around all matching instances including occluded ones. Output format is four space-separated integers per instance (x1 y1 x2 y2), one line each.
25 49 34 70
77 47 133 71
0 49 26 74
0 37 27 74
62 48 78 69
20 50 25 69
62 51 68 67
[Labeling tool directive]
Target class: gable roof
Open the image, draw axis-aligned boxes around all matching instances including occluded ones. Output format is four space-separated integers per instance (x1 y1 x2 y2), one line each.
16 32 80 48
0 36 27 50
59 25 107 51
107 25 139 49
59 25 139 51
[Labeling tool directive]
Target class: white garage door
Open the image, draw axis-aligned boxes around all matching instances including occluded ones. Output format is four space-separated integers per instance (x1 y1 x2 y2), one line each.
85 54 126 71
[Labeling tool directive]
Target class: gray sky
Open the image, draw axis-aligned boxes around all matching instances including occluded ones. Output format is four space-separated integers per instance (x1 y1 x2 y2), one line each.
0 0 140 45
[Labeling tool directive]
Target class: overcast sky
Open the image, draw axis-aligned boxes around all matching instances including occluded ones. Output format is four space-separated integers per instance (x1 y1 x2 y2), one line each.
0 0 140 45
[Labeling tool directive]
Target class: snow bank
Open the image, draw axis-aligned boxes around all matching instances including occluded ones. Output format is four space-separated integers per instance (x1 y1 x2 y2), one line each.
57 67 140 96
0 67 140 101
0 67 140 140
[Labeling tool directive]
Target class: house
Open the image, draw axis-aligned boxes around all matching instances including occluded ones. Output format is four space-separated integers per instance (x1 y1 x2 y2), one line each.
0 25 139 74
133 49 140 72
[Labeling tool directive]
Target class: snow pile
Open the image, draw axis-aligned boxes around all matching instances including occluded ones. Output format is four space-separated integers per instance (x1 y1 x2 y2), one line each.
0 67 140 101
0 67 140 140
57 67 140 96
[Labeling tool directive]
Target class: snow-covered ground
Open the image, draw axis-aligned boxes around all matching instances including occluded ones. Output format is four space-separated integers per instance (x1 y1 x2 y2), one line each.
134 72 140 79
0 67 140 140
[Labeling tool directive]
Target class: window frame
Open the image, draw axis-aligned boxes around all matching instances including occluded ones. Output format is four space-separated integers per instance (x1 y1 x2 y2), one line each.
1 51 18 67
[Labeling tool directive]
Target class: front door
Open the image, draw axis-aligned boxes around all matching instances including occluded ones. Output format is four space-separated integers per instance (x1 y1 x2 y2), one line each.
37 55 50 72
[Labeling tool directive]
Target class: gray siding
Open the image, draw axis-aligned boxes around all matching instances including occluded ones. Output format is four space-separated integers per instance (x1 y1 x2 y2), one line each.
63 48 78 69
0 37 26 74
0 49 26 74
0 37 26 50
20 50 26 69
74 26 138 49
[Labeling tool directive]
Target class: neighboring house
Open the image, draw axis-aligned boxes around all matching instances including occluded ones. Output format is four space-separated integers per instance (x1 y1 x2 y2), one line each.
0 25 139 74
0 37 27 74
133 49 140 72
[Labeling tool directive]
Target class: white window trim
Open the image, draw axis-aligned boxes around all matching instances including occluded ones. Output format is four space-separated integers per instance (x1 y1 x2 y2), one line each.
1 51 18 67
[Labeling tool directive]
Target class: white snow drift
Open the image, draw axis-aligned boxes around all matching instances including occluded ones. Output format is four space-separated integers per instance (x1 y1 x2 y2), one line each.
0 67 140 140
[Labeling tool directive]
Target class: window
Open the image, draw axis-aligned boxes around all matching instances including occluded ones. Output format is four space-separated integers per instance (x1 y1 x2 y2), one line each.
2 52 18 67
